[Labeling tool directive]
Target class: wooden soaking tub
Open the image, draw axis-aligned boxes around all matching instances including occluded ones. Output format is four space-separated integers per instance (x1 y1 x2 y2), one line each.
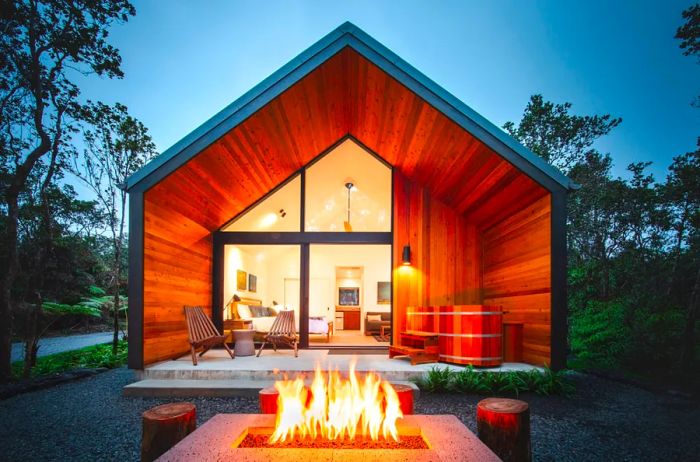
405 305 503 366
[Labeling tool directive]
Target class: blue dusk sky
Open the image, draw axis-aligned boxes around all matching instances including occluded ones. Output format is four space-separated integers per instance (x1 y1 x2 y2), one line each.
80 0 698 182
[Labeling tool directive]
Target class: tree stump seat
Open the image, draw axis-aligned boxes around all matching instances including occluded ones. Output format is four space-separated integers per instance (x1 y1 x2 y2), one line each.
476 397 531 462
141 402 196 462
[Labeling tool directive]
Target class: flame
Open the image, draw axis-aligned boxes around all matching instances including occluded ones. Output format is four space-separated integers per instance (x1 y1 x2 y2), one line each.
269 361 403 443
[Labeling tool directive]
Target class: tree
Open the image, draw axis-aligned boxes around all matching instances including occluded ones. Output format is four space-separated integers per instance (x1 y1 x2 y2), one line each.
675 2 700 371
676 3 700 105
676 4 700 60
663 148 700 369
0 0 135 382
13 175 107 375
502 94 621 173
72 101 156 353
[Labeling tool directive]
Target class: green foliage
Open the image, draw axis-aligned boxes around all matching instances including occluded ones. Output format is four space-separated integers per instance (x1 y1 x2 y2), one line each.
11 340 127 378
417 366 574 397
78 294 128 313
41 302 101 318
570 299 632 369
420 365 453 392
87 285 107 297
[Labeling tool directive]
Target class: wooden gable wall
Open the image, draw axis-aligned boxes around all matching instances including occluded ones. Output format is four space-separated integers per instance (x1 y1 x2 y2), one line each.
135 47 559 367
392 171 482 342
481 195 552 365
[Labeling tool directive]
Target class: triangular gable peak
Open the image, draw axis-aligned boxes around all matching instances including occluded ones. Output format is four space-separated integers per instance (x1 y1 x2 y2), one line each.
127 24 574 214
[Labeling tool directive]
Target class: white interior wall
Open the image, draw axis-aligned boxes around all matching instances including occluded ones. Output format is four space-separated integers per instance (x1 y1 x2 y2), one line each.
223 245 270 318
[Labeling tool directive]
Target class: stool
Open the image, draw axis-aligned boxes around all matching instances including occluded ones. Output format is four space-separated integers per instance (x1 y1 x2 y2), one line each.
477 397 531 462
141 402 196 462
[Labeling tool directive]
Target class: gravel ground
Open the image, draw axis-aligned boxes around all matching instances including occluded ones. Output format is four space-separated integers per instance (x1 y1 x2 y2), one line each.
0 367 698 461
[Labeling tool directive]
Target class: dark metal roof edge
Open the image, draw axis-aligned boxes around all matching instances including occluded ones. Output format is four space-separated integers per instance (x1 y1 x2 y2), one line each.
342 24 575 192
126 21 576 192
125 22 354 191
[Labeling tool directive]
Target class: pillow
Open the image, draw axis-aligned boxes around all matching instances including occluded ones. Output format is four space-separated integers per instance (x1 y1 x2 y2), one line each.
267 306 279 316
250 305 268 317
236 304 252 319
367 314 382 322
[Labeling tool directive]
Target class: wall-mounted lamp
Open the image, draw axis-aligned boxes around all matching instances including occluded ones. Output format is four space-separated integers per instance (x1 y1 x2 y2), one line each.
402 245 411 266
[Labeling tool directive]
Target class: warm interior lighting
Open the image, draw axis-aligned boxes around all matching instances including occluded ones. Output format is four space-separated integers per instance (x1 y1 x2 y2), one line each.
270 363 403 444
401 245 411 266
259 212 279 228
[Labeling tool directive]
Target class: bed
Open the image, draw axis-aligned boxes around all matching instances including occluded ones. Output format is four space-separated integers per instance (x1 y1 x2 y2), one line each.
228 297 332 341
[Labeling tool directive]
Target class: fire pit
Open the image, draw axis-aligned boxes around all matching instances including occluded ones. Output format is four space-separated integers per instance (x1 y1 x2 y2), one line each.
158 414 498 461
158 365 500 461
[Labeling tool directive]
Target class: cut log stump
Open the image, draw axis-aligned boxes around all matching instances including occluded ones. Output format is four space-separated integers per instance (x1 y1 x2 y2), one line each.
477 398 531 462
391 384 414 415
259 386 279 414
141 402 196 462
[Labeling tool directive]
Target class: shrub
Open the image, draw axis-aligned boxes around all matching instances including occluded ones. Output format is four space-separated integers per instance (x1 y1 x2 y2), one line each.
569 299 631 369
11 340 128 378
417 365 574 397
419 365 453 392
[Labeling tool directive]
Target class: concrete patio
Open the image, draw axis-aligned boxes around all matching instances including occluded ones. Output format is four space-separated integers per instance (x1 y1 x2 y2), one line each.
123 349 540 397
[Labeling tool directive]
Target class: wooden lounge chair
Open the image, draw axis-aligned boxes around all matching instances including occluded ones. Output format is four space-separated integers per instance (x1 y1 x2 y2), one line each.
184 305 234 366
256 310 298 357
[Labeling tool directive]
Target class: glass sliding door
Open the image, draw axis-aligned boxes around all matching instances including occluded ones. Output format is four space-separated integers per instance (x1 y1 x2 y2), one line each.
223 245 301 336
309 244 391 347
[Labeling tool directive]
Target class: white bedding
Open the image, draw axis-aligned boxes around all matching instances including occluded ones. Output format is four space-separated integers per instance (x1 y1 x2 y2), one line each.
245 315 329 334
249 316 276 333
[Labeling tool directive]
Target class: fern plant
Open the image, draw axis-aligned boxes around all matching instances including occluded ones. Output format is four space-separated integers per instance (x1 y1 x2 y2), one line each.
417 365 574 397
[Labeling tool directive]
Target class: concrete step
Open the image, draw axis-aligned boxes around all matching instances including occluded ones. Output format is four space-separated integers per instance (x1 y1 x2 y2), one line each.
123 378 420 399
139 368 428 382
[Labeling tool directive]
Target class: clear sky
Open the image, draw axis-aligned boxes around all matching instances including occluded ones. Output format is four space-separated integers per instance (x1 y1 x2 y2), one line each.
79 0 698 182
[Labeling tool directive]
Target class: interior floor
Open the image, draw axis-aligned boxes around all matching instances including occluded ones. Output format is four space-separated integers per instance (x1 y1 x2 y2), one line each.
309 329 389 346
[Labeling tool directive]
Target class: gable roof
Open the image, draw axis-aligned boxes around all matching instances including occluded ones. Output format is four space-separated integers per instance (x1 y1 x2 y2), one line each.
125 22 576 193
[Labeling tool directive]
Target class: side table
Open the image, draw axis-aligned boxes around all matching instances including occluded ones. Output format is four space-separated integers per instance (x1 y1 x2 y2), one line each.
380 325 391 337
231 329 255 356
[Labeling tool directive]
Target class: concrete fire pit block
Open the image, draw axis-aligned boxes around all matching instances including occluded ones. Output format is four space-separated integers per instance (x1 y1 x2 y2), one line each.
157 414 500 461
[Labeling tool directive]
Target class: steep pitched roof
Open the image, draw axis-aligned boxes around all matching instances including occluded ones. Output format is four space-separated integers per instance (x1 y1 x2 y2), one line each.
125 22 576 193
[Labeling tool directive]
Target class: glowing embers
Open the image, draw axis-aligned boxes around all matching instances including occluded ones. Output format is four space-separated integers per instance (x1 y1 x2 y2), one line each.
268 363 404 445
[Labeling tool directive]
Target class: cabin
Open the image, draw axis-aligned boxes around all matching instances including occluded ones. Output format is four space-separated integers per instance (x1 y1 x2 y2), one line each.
124 22 575 371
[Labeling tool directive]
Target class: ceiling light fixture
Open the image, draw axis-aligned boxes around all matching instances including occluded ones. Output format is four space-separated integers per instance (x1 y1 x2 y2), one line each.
343 182 354 232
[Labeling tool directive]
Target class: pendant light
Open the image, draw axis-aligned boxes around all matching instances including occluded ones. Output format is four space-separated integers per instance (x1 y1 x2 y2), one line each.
402 180 411 265
343 182 354 232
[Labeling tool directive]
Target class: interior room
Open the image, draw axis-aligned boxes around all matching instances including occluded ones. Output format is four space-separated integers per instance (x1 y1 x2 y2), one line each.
310 244 392 346
222 243 391 347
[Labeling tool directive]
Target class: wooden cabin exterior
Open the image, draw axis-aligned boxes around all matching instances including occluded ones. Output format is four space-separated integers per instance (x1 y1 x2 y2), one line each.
125 23 575 370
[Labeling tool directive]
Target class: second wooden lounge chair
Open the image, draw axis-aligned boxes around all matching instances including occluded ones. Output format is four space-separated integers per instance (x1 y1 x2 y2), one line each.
184 305 235 366
257 309 298 357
